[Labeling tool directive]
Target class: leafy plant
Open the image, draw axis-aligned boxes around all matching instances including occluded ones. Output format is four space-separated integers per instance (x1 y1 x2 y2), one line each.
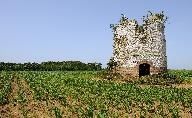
87 105 94 118
52 107 62 118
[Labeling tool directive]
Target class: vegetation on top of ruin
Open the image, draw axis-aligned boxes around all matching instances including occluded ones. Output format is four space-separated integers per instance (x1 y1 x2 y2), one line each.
110 11 168 32
143 11 168 24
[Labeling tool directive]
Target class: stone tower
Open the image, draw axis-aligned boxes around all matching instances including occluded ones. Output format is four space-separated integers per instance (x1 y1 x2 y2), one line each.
111 12 167 77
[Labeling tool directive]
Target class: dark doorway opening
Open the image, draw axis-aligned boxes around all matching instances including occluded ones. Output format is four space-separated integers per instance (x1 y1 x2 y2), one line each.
139 63 150 77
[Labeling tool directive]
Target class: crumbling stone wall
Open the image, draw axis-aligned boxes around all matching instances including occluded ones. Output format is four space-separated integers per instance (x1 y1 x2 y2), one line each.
111 12 168 77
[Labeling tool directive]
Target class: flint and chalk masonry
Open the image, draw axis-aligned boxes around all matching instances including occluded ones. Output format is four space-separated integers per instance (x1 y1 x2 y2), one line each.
112 12 167 77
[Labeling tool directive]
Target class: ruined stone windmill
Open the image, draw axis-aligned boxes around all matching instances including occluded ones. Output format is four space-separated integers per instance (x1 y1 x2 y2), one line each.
111 12 168 77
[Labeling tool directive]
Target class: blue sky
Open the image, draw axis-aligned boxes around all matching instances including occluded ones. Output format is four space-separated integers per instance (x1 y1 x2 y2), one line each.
0 0 192 69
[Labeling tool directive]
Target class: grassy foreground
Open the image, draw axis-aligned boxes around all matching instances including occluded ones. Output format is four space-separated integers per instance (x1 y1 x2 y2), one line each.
0 70 192 117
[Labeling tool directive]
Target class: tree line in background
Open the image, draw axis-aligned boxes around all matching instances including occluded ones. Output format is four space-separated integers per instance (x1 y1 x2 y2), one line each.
0 61 102 71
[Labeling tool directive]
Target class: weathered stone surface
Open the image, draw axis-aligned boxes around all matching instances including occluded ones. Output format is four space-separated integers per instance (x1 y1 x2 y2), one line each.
112 12 167 77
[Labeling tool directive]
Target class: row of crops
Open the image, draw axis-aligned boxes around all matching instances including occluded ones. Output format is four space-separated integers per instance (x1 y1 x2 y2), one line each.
0 70 192 117
0 72 12 105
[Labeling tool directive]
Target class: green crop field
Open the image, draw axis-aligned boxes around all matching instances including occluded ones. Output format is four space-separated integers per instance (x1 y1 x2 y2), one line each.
0 70 192 117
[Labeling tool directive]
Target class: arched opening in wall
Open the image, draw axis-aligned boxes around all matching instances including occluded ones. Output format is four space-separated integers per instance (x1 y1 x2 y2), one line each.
139 63 150 77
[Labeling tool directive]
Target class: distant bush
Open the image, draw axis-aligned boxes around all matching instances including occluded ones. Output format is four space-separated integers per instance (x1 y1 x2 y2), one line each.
0 61 102 71
106 57 117 71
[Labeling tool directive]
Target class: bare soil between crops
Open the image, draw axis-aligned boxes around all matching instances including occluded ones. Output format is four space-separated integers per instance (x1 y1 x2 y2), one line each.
1 77 192 117
0 78 79 118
